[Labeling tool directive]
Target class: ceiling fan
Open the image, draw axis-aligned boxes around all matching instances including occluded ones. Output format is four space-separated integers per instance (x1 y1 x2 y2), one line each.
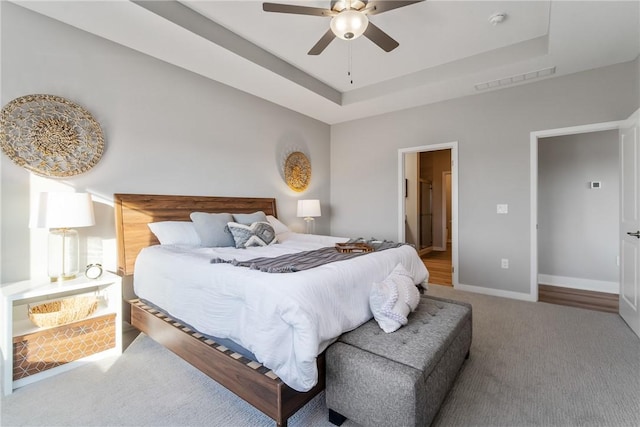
263 0 424 55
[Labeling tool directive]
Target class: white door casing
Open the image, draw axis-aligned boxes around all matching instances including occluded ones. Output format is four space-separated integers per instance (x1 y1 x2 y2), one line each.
620 109 640 338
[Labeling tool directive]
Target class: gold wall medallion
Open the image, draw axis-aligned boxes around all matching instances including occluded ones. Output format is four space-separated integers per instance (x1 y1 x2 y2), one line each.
284 151 311 192
0 94 104 177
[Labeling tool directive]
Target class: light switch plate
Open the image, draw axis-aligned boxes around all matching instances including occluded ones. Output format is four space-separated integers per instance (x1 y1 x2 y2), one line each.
497 204 508 214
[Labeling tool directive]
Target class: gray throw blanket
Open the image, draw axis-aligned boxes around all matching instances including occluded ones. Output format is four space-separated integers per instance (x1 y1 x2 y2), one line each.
210 238 405 273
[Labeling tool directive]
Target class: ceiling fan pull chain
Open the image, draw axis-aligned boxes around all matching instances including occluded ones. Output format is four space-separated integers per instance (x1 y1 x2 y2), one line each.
348 43 354 85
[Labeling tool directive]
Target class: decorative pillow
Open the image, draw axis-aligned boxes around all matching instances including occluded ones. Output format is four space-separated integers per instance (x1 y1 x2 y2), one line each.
148 221 201 246
227 221 278 248
266 215 290 235
369 264 421 333
233 211 267 225
190 212 235 247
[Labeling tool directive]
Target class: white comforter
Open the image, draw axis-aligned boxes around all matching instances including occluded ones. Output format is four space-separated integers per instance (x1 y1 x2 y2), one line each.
133 232 428 391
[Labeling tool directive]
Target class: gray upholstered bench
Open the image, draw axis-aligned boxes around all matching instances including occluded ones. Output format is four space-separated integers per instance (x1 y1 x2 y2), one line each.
326 295 472 427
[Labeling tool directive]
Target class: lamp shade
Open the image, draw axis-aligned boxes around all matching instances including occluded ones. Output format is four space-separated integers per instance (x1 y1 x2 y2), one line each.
32 192 95 229
297 199 321 218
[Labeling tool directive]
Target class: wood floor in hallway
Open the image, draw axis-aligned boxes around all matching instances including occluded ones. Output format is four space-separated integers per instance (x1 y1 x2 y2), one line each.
421 244 452 286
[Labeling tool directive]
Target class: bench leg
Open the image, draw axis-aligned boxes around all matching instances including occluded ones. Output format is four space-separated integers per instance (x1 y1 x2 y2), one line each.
329 409 347 426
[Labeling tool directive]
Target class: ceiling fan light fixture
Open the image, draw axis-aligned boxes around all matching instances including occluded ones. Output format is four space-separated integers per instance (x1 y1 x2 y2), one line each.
330 9 369 40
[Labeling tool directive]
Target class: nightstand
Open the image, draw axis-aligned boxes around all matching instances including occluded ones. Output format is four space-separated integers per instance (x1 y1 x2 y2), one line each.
1 271 122 395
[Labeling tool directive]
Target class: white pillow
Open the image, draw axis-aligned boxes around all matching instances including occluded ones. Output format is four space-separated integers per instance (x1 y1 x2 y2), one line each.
148 221 201 246
266 215 290 235
369 264 421 333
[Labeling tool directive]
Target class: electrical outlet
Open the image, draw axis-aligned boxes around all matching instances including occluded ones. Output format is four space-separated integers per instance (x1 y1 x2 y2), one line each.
497 204 508 214
501 258 509 269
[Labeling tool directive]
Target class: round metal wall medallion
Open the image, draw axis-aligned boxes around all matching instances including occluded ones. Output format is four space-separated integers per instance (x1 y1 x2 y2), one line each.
0 94 104 177
284 151 311 192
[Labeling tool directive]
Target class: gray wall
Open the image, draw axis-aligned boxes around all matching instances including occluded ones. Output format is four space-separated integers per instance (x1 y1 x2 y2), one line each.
538 130 619 286
331 59 639 295
0 3 330 283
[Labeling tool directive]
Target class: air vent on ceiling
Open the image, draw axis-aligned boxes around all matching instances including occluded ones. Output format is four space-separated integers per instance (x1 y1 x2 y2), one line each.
474 66 556 91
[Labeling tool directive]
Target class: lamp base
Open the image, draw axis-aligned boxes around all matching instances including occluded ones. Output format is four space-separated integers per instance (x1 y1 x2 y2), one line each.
304 217 315 234
50 273 77 283
48 228 80 282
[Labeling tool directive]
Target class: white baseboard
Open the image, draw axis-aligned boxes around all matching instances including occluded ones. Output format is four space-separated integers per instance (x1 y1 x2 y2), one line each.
432 246 446 251
454 283 537 302
538 274 619 294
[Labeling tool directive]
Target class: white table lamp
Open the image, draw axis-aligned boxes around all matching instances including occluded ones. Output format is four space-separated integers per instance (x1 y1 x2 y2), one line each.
297 199 321 234
32 192 95 282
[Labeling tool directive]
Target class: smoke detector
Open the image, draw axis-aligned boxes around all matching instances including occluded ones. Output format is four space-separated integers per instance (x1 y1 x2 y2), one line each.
488 13 507 26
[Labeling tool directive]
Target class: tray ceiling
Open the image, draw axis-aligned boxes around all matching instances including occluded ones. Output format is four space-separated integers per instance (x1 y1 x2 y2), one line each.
10 1 640 124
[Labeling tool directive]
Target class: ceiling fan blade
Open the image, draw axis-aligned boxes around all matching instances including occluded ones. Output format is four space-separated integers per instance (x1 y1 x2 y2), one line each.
364 0 424 16
308 29 336 55
263 3 336 17
363 22 399 52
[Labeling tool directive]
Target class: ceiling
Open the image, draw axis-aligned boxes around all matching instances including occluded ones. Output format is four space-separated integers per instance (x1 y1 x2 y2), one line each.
11 1 640 125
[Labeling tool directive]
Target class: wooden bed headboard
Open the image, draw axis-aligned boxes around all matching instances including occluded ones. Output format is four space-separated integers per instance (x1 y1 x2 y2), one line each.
114 193 277 276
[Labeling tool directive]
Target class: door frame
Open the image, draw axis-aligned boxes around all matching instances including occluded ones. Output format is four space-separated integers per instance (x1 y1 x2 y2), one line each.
398 142 458 287
530 120 624 301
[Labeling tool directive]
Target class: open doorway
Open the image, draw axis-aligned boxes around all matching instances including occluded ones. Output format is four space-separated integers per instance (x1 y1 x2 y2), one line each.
530 120 624 306
537 130 619 312
398 142 458 287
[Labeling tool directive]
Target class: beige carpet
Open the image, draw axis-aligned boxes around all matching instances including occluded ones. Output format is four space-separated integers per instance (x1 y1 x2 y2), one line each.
1 284 639 426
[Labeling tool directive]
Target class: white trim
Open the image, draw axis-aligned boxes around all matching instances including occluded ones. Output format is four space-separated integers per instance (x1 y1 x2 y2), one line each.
538 274 619 294
530 120 624 302
398 142 458 287
530 132 538 302
455 282 537 302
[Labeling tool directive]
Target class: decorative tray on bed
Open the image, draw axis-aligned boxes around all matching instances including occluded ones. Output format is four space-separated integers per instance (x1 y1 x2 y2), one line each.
335 242 374 253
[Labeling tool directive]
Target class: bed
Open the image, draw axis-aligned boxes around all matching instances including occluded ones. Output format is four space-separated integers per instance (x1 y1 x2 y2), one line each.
114 193 428 426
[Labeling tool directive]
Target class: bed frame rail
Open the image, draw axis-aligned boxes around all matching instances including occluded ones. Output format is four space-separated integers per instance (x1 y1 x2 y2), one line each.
130 300 325 427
